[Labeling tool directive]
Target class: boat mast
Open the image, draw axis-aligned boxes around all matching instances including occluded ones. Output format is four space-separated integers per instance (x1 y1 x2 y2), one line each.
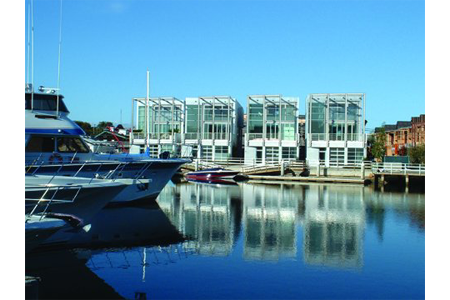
145 70 150 150
56 0 63 116
26 2 30 86
31 0 34 111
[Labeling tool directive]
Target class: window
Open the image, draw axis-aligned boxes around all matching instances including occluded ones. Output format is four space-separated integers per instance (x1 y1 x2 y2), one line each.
25 93 69 112
149 145 158 157
282 147 297 160
266 147 279 162
26 135 55 152
319 148 326 161
330 148 345 164
56 137 90 153
310 102 326 139
347 148 364 163
201 146 213 160
186 105 200 136
215 146 229 161
282 123 295 140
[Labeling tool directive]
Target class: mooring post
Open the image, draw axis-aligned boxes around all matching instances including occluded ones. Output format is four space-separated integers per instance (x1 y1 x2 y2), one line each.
317 163 320 177
195 159 199 171
405 174 409 187
360 161 365 179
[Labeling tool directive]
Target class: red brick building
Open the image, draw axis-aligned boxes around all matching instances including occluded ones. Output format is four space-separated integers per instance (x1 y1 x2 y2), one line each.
375 114 425 157
411 114 425 146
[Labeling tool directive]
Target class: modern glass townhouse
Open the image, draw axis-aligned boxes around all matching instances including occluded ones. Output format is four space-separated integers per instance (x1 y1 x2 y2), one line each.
245 95 300 164
184 96 244 160
305 93 366 165
132 97 184 157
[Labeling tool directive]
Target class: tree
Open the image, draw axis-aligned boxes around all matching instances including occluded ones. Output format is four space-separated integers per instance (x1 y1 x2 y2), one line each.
93 121 114 136
74 120 93 136
408 144 425 164
371 127 386 162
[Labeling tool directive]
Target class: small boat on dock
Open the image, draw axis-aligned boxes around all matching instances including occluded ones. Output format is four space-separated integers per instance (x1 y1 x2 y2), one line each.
186 168 241 183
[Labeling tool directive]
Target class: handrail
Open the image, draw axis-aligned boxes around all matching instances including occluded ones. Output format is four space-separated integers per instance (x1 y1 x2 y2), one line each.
371 162 425 175
184 159 425 175
26 184 83 221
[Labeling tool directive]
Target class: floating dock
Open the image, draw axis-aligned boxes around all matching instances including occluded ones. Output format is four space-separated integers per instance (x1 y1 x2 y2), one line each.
247 175 367 185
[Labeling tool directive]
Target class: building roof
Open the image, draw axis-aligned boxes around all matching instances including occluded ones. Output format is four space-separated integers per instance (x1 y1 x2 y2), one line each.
396 121 411 129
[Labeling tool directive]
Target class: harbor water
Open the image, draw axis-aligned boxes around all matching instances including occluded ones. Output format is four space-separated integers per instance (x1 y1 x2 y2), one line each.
26 182 425 299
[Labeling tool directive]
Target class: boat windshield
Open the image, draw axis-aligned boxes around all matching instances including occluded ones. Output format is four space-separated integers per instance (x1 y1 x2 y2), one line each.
26 135 90 153
25 93 69 113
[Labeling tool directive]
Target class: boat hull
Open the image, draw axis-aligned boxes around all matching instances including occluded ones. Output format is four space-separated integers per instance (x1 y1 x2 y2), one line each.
25 182 126 246
25 160 187 203
26 217 68 253
186 169 240 183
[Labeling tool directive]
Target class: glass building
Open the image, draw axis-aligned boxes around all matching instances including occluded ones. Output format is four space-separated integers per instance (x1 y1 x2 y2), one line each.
245 95 300 164
132 97 184 157
306 93 366 166
184 96 244 160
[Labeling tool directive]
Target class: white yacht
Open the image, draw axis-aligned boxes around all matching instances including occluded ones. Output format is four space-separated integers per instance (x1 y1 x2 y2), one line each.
25 87 190 202
25 175 127 222
27 174 152 203
26 215 68 252
26 174 128 246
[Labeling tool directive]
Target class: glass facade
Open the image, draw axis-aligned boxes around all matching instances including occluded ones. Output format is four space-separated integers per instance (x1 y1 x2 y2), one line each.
245 95 299 163
306 94 366 165
184 96 243 160
134 97 184 157
137 98 184 139
307 94 364 142
247 96 299 142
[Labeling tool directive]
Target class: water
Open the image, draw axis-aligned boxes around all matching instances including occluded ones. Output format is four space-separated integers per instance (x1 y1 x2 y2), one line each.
26 182 425 299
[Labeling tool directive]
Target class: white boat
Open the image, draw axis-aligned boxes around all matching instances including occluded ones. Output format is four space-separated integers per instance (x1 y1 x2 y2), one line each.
26 174 152 204
26 174 128 246
25 88 190 202
25 174 128 217
26 215 68 252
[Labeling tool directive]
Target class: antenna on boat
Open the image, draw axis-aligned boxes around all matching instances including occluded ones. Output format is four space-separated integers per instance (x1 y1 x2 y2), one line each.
145 70 150 151
25 4 31 92
56 0 63 116
25 0 34 110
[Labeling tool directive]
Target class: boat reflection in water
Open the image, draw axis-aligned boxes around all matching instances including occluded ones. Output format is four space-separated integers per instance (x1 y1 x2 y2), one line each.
26 202 188 300
26 182 425 299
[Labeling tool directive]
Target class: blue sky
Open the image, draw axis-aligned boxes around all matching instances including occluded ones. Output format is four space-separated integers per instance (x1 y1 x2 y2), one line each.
25 0 424 130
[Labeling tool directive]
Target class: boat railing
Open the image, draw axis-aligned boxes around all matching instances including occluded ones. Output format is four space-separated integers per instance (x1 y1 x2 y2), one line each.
26 184 83 222
27 159 154 187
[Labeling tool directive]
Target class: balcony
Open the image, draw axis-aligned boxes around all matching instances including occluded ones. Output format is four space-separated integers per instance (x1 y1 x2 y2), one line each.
310 133 364 142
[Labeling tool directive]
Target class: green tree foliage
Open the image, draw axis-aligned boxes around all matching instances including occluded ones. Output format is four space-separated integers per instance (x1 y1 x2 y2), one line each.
408 144 425 164
74 121 93 136
75 121 115 136
371 128 386 161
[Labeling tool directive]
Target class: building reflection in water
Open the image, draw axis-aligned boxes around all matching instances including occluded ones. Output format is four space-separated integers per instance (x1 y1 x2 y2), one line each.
157 182 243 256
303 185 365 269
157 182 423 269
157 183 370 267
27 182 424 299
241 184 300 261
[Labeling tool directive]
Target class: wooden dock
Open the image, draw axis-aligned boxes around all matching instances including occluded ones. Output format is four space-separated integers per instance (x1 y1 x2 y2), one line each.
247 175 367 185
179 160 425 187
